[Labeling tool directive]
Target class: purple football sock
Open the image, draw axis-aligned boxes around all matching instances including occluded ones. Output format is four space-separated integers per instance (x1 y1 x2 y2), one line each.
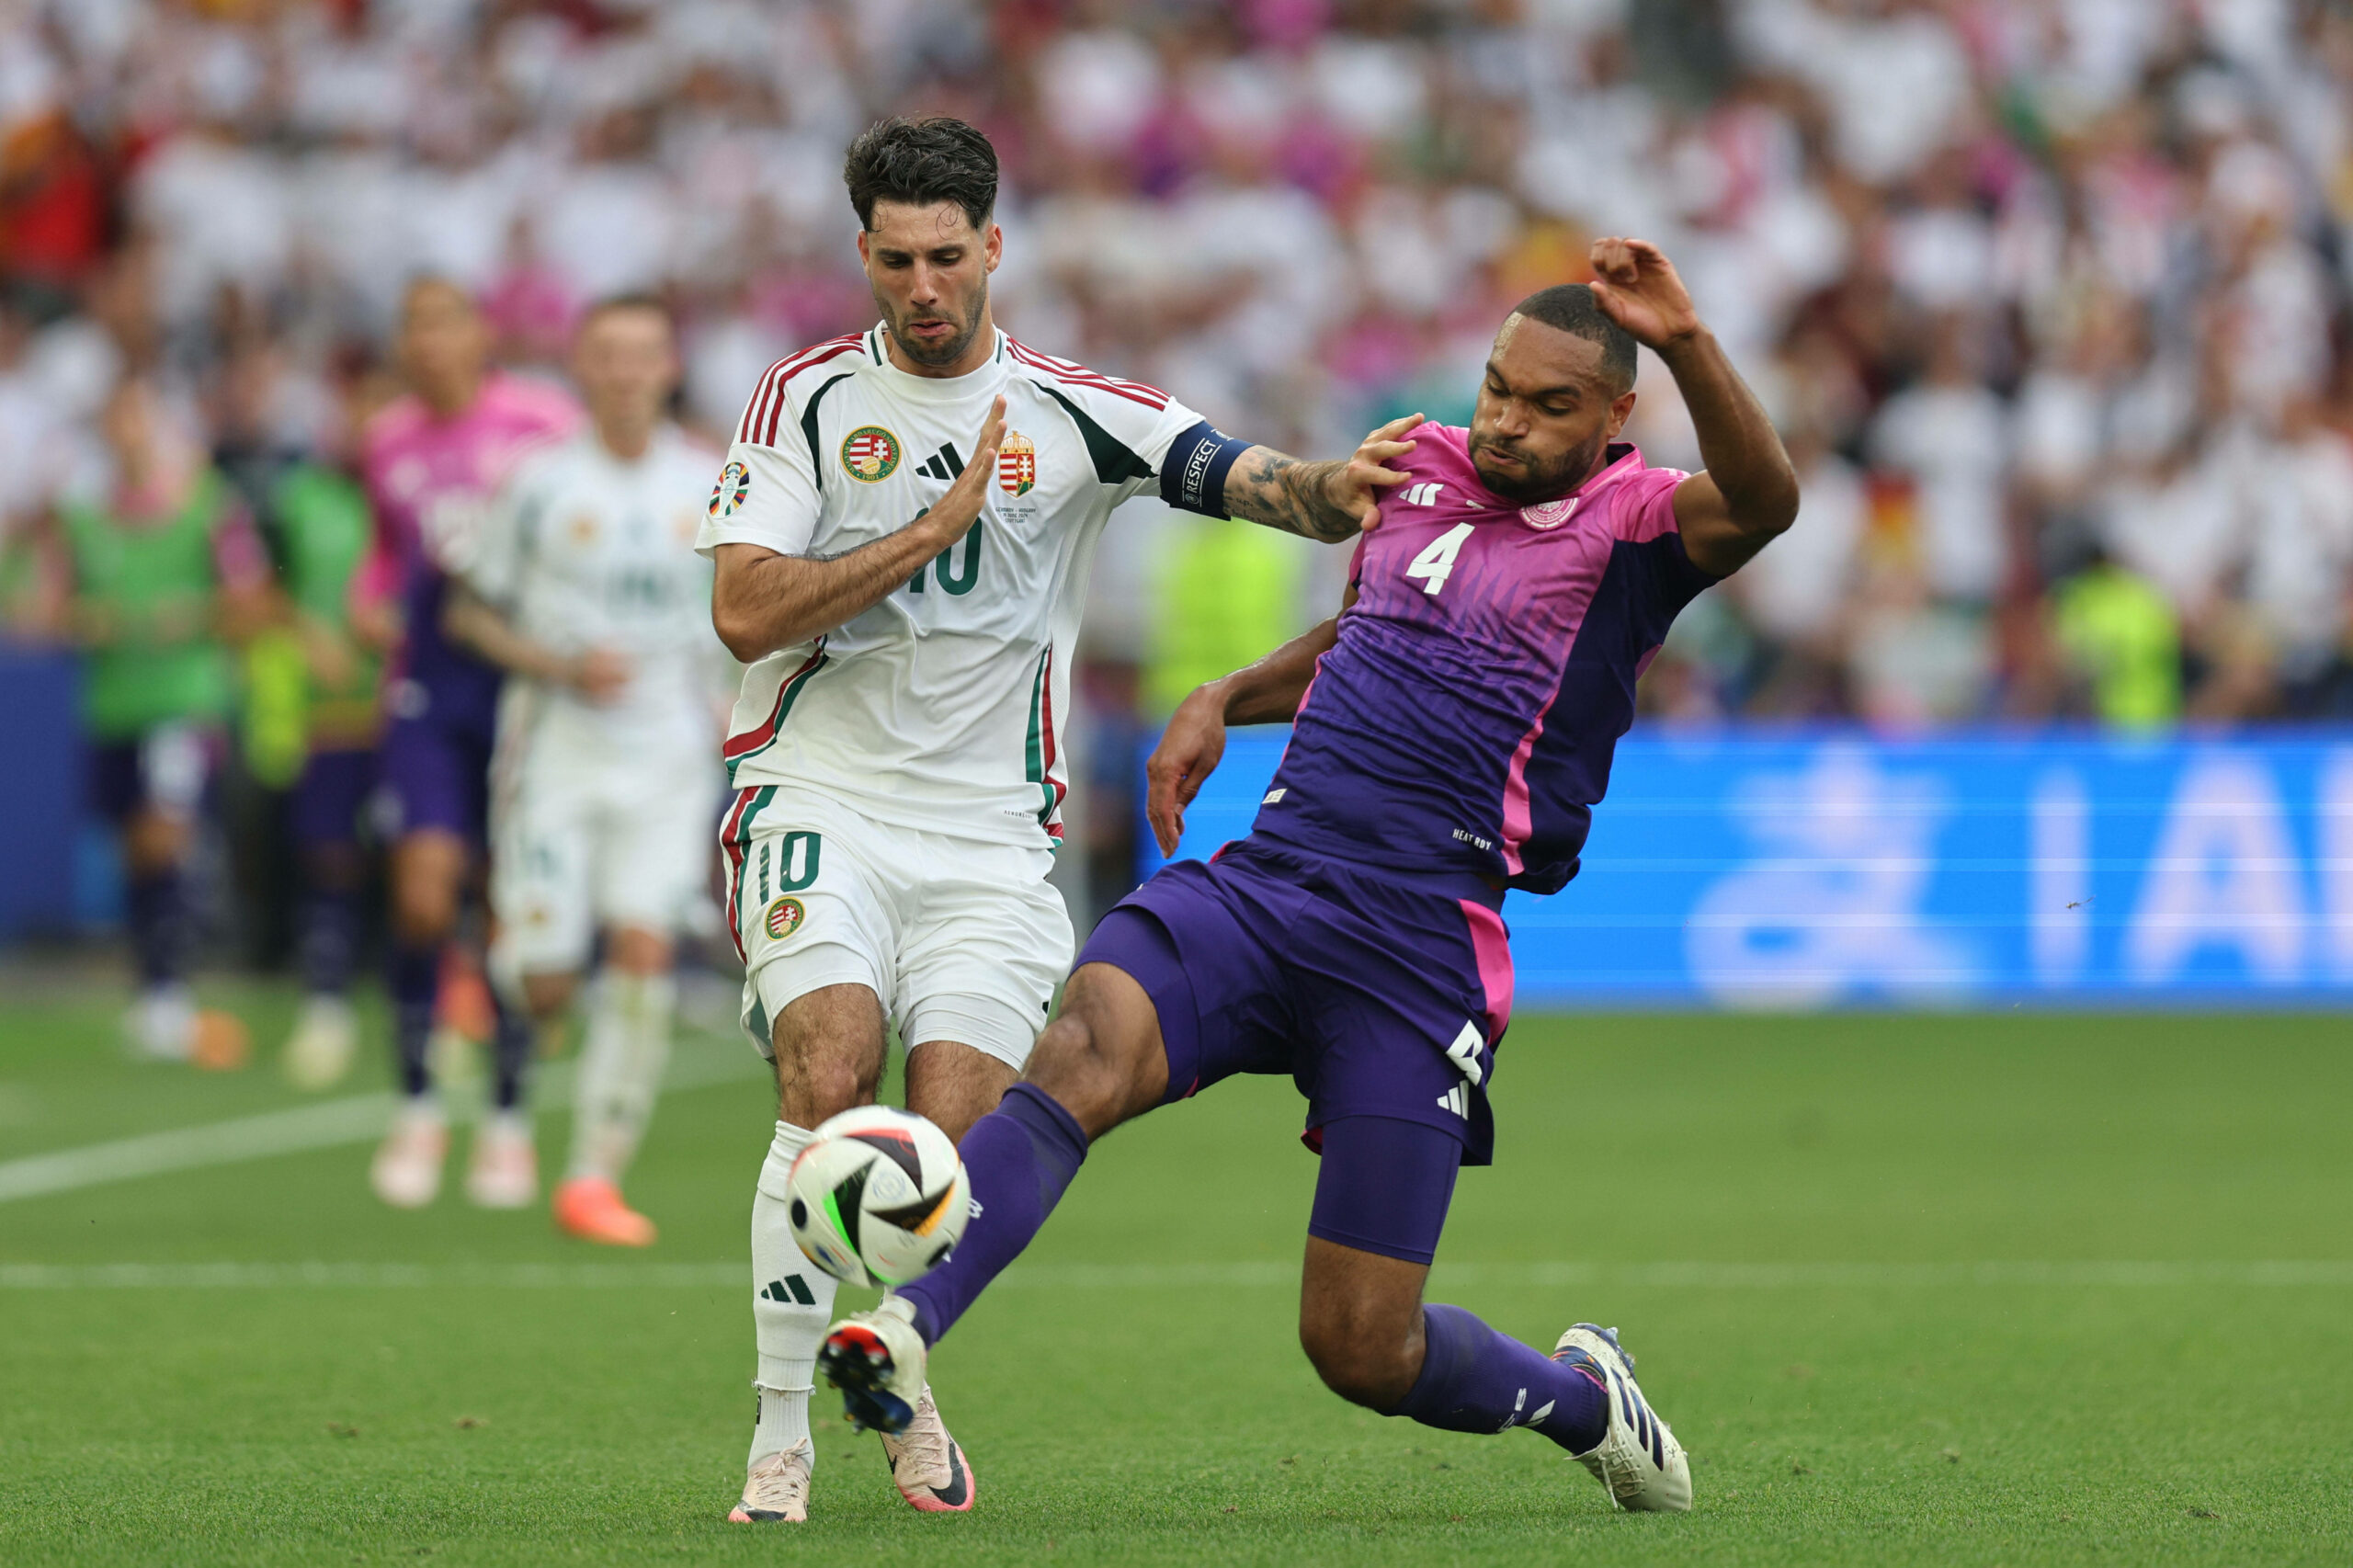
1393 1303 1609 1453
298 884 361 998
387 941 438 1098
488 990 532 1112
125 868 188 989
898 1084 1088 1346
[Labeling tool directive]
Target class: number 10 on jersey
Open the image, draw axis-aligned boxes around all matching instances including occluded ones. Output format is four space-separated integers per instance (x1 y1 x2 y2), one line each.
908 517 983 597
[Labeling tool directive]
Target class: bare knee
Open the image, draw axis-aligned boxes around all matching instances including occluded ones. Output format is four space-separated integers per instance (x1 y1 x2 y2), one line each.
770 983 886 1127
1023 1015 1144 1138
390 836 465 946
1299 1314 1421 1412
1019 964 1168 1138
122 811 188 875
1299 1239 1428 1412
520 971 575 1018
606 926 671 976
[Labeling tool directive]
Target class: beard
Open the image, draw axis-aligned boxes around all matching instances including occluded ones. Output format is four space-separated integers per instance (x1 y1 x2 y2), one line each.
1468 426 1608 503
881 281 989 369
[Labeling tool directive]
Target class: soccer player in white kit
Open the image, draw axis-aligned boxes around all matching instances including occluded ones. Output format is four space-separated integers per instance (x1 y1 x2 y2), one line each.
445 296 725 1244
701 118 1416 1524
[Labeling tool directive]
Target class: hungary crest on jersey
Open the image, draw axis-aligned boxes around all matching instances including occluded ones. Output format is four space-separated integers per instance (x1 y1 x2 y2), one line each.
841 426 902 483
998 431 1037 496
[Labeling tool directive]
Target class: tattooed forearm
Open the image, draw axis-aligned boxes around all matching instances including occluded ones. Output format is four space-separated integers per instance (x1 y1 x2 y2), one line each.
1222 448 1359 541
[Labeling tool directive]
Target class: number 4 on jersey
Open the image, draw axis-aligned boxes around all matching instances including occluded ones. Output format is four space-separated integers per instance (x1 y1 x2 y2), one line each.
1404 523 1475 597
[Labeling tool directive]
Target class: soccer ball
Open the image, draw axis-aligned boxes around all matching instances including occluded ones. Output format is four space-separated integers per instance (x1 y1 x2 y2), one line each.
785 1106 971 1289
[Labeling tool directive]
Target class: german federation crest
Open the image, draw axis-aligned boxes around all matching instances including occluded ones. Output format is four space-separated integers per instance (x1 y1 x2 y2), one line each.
709 460 751 517
840 426 901 483
998 431 1037 496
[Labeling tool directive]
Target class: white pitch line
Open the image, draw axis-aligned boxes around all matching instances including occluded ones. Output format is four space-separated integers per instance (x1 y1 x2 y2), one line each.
0 1036 766 1206
2 1259 2349 1290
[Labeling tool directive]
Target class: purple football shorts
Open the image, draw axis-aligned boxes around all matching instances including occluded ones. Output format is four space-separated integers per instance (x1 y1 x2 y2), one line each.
290 746 377 850
1074 836 1516 1261
376 713 491 846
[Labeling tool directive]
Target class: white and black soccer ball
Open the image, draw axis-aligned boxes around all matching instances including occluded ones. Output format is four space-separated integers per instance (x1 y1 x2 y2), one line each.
785 1106 971 1289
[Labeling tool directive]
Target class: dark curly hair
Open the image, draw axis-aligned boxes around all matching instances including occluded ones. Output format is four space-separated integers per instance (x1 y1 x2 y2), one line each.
843 116 999 233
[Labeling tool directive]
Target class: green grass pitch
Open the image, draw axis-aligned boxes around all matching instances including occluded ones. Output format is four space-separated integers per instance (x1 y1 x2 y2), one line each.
1 982 2348 1566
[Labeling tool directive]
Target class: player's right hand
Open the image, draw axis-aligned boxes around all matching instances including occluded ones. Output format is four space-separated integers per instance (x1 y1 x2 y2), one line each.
570 645 632 704
926 394 1007 540
1145 682 1230 856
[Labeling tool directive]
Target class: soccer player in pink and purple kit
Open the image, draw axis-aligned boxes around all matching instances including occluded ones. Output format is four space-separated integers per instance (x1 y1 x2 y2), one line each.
356 278 580 1209
821 238 1799 1514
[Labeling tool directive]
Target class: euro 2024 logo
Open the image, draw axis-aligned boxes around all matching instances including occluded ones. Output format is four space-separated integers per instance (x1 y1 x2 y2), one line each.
709 461 751 517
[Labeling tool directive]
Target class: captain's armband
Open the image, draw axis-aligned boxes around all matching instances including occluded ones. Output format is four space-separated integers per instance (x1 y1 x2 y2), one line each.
1161 420 1249 518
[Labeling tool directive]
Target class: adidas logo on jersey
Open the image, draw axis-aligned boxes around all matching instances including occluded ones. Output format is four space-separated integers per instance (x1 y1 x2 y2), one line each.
915 443 965 482
1436 1083 1471 1119
1403 482 1446 506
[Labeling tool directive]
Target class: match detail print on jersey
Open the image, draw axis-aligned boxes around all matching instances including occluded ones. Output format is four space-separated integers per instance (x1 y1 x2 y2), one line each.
841 426 901 483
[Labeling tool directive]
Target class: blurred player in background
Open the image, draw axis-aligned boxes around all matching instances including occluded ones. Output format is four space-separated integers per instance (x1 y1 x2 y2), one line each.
821 241 1800 1516
50 375 271 1062
212 341 392 1090
358 278 578 1209
445 296 723 1244
701 115 1406 1527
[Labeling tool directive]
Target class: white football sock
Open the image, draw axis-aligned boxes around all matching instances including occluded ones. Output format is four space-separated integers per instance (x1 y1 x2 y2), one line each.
565 971 675 1182
749 1119 836 1468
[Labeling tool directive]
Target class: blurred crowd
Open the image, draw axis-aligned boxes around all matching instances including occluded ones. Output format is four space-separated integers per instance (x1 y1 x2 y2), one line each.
3 0 2353 943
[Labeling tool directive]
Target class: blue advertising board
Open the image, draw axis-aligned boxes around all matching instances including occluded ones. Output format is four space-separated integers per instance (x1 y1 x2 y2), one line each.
1138 730 2353 1007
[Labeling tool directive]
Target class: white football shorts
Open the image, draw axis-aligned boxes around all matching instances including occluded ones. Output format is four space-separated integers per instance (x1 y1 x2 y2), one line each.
490 745 720 983
724 784 1071 1073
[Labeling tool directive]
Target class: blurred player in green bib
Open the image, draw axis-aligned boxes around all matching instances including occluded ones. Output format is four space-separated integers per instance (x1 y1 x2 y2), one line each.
54 375 270 1062
212 343 390 1088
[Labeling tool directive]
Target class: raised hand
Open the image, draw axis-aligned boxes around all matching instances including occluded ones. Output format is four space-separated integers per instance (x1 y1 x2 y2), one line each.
1586 237 1700 352
928 394 1007 540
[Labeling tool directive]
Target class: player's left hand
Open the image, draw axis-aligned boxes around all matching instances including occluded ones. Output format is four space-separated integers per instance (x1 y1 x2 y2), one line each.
1586 237 1701 351
1327 413 1424 533
1145 683 1231 857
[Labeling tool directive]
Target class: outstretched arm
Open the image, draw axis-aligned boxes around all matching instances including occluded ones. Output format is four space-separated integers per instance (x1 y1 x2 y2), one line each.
1586 237 1799 576
1143 581 1358 854
711 396 1006 662
1218 416 1424 543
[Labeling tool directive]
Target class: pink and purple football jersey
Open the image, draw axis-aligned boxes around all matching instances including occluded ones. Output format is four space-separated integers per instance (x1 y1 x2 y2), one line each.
360 372 580 738
1253 426 1715 895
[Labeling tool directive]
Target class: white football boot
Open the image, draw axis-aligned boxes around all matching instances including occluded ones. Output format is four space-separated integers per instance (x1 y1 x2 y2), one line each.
818 1294 928 1434
727 1438 813 1523
370 1100 448 1208
124 984 196 1062
282 994 358 1090
879 1384 976 1512
465 1114 539 1209
1553 1324 1692 1512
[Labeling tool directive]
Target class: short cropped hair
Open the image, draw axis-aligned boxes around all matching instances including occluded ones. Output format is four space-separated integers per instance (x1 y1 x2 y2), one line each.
1512 284 1638 393
843 116 999 233
579 292 672 330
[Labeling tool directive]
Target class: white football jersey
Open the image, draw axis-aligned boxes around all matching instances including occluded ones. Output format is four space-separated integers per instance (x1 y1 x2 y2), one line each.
471 426 723 760
697 324 1211 849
